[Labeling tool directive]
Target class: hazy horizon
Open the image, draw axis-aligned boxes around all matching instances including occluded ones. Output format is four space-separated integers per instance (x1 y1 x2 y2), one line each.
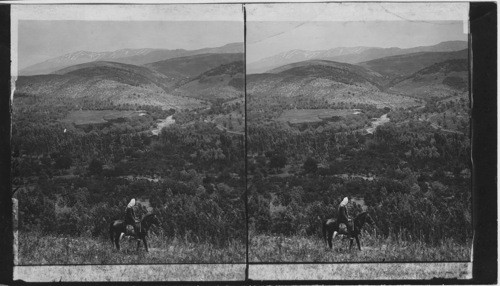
18 20 243 69
247 21 467 63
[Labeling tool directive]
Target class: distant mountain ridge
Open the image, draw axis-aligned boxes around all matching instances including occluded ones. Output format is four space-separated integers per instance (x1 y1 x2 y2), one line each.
247 41 468 74
20 42 244 76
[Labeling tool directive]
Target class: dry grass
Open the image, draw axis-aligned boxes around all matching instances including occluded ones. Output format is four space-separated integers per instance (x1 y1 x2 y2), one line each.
249 233 471 263
18 231 245 265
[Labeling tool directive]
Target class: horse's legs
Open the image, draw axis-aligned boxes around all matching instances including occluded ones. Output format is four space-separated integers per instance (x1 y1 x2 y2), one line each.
327 231 334 249
114 234 121 250
349 237 354 250
355 236 361 250
136 239 141 251
143 238 148 252
323 226 328 247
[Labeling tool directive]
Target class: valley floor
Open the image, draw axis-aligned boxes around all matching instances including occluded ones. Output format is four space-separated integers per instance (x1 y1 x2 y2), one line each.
249 234 471 263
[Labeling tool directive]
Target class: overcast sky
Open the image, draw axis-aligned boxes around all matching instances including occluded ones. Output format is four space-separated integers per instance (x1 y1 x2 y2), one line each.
247 21 467 63
18 20 243 69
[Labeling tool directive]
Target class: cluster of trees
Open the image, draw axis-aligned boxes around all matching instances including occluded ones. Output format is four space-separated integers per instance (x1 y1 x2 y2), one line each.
13 83 471 248
17 174 245 245
247 93 471 246
248 169 470 244
13 93 246 245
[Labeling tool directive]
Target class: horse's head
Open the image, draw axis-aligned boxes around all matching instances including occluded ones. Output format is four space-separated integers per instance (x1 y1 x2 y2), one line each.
364 212 375 226
356 212 374 227
149 214 161 227
143 213 161 228
151 214 161 227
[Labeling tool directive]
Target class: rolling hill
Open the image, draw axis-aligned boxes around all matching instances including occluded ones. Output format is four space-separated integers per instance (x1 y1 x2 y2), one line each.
20 43 244 76
359 49 468 85
15 61 203 109
247 41 468 74
174 60 244 102
387 59 469 99
145 53 243 82
247 60 417 108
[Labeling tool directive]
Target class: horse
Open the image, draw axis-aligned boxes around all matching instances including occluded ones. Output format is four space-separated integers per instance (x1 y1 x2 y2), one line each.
109 213 160 252
320 211 374 251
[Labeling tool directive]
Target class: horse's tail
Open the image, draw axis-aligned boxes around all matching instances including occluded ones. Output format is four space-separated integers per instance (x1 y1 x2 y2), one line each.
318 216 326 243
109 221 115 245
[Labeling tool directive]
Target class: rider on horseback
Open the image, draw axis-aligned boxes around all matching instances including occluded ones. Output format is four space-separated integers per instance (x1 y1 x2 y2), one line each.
337 196 354 234
125 198 141 235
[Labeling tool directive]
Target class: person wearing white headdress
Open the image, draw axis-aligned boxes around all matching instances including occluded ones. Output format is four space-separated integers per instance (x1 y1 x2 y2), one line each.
333 197 353 238
125 198 140 234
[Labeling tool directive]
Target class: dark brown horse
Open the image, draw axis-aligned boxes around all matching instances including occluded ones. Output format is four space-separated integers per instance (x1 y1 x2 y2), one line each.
110 213 160 252
321 211 374 250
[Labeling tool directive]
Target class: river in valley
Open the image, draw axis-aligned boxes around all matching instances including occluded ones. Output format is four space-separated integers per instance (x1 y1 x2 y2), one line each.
366 113 390 134
151 115 175 135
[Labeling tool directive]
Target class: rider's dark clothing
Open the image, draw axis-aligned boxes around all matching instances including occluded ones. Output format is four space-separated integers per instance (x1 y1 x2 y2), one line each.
125 206 140 234
338 205 353 233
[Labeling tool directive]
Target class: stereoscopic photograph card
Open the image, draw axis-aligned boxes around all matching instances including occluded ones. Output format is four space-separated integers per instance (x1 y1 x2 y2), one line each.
7 1 489 283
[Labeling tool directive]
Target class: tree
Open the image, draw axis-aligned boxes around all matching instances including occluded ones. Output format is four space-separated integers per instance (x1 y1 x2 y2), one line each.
88 159 103 176
54 155 72 169
269 153 287 170
303 157 318 174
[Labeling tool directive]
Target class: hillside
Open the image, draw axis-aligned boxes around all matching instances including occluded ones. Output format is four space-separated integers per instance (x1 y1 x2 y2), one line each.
19 42 244 76
360 49 468 85
247 60 417 109
15 61 203 109
247 41 468 74
387 59 469 99
145 53 243 82
174 61 244 102
268 60 384 87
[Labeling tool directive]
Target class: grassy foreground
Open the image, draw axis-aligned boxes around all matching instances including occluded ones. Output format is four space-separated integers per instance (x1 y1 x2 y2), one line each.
250 233 471 262
18 231 245 264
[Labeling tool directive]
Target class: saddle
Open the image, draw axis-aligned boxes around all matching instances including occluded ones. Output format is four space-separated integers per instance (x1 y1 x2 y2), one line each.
125 221 141 236
339 220 354 234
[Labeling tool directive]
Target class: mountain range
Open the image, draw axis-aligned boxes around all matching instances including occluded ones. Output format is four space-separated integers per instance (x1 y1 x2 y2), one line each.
247 45 468 108
16 47 245 108
16 40 468 112
247 41 468 74
20 42 243 76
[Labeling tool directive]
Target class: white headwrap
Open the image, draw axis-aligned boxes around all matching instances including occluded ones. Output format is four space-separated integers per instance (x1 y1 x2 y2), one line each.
127 198 136 208
340 197 349 207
